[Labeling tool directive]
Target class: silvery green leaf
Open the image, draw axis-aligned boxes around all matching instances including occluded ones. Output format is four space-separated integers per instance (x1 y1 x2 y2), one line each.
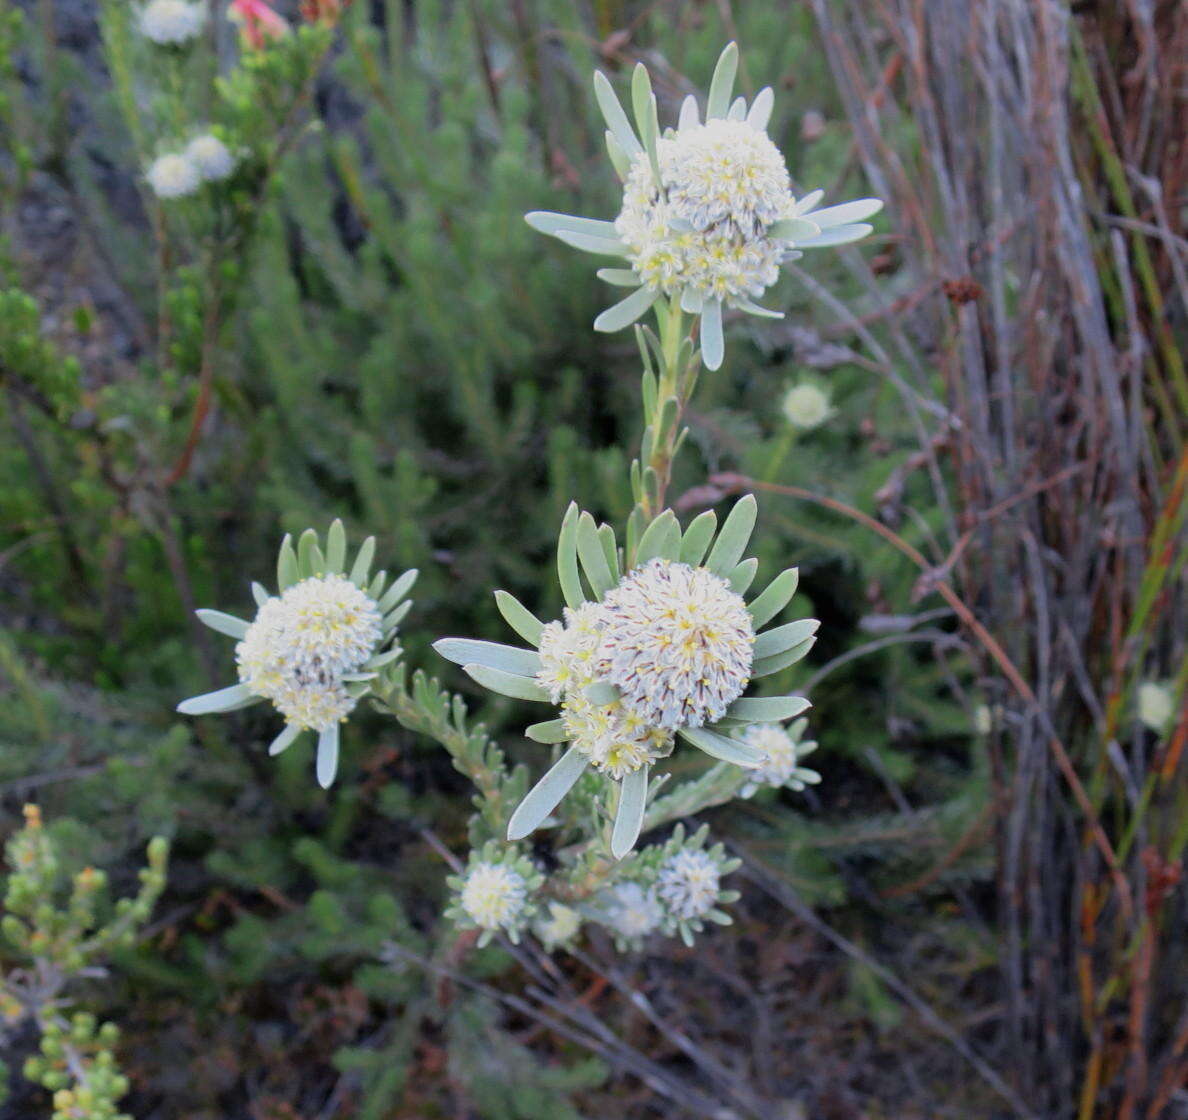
752 636 817 677
599 524 621 581
382 599 412 633
706 41 738 119
577 512 616 597
364 647 402 669
377 569 417 612
679 726 764 767
678 93 699 130
344 680 371 698
584 681 620 705
557 502 586 609
706 494 757 577
795 224 874 248
733 297 784 320
604 130 631 180
635 509 681 566
507 746 588 841
525 211 618 239
753 618 820 659
679 510 717 566
196 609 249 639
611 766 649 858
297 528 322 578
631 64 661 183
464 663 550 702
680 287 704 314
494 590 545 647
768 216 821 242
805 198 883 227
728 557 758 595
593 70 644 158
316 724 339 789
526 719 568 743
725 695 811 723
594 285 660 332
325 519 346 573
251 582 270 606
434 638 541 676
368 570 387 599
597 268 641 287
707 909 733 925
728 95 746 120
349 536 375 586
793 188 825 215
748 568 799 628
700 298 724 370
269 724 301 756
553 229 629 256
340 671 378 682
747 86 773 129
177 683 258 715
277 534 298 589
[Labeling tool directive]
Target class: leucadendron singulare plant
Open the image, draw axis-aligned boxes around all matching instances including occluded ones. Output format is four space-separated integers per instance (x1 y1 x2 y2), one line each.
177 521 416 787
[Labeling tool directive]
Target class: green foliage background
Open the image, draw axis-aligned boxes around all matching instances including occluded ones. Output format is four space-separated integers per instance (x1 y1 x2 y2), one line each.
1 1 998 1115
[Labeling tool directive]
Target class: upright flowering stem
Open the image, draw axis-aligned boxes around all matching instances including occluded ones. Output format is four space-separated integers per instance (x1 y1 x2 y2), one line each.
637 296 692 526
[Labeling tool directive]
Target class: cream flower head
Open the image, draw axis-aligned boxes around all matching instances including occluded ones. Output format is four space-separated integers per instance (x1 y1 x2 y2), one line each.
656 847 721 921
525 42 883 369
186 134 237 182
138 0 206 44
146 153 201 199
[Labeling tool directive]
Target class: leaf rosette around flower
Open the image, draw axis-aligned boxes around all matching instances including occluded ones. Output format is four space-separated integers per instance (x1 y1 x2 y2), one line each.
177 520 416 788
434 495 817 858
524 42 883 369
444 841 544 947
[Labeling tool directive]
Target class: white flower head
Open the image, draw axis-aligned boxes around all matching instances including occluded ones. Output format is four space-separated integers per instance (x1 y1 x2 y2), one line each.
737 719 820 797
460 862 527 931
534 901 582 949
525 42 883 369
781 382 833 430
146 152 201 199
178 523 415 788
602 881 663 944
657 847 720 921
186 134 236 182
1138 682 1174 734
973 704 993 735
138 0 206 45
596 558 754 730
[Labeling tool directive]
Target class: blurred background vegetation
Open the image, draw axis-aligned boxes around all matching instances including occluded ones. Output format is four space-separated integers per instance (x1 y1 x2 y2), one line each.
1 0 1185 1116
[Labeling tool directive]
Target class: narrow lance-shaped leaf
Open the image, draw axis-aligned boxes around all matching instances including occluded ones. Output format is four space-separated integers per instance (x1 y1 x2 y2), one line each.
805 199 883 228
177 683 259 715
463 663 551 702
434 638 541 677
377 569 418 613
728 557 758 595
748 568 799 629
557 502 586 609
679 726 765 767
634 509 681 566
576 512 616 597
525 211 620 239
494 590 545 647
706 494 757 576
593 69 644 159
679 510 717 566
753 617 819 660
277 534 298 589
795 224 875 248
325 519 346 574
526 719 569 743
724 695 811 723
316 724 339 789
705 41 739 119
752 636 817 677
269 724 301 757
700 298 724 370
611 767 649 858
507 746 589 841
349 536 375 586
594 285 660 333
196 610 250 639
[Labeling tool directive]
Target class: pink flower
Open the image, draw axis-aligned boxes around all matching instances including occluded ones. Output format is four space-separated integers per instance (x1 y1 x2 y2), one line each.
228 0 289 48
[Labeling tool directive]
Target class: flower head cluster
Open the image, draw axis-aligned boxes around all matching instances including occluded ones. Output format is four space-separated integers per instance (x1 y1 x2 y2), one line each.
736 717 820 798
1138 681 1174 734
436 496 818 857
146 135 236 200
782 381 833 430
525 42 883 369
178 522 416 788
597 881 665 950
446 843 543 947
533 901 583 949
138 0 206 45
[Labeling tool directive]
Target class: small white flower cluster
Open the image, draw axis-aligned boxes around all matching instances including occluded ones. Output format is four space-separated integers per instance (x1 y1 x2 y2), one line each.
447 844 543 946
236 573 383 733
536 558 754 778
737 718 820 797
138 0 206 45
146 135 236 200
782 382 833 430
617 118 792 306
594 827 740 950
533 901 583 949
